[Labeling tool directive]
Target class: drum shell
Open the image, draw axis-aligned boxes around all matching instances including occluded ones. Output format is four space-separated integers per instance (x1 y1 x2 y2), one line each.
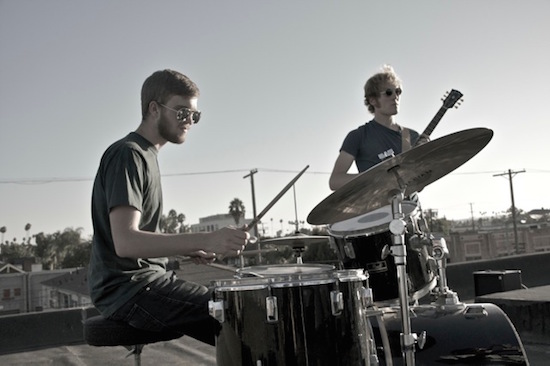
333 231 436 303
373 303 528 365
213 267 371 366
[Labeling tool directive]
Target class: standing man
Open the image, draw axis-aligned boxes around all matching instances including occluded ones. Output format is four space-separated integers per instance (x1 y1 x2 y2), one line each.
329 65 427 190
88 69 249 345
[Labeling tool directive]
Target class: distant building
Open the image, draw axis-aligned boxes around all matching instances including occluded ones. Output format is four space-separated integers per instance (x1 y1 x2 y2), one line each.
41 268 91 309
190 213 253 233
0 266 84 315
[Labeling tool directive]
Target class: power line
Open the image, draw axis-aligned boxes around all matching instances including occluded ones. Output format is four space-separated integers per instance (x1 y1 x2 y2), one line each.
1 167 547 185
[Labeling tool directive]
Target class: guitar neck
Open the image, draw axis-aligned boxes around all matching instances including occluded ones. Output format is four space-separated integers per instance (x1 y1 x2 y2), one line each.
420 106 449 138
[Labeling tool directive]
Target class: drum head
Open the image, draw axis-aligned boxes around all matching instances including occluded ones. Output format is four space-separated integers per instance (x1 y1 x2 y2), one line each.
237 263 334 277
237 264 336 287
328 200 418 237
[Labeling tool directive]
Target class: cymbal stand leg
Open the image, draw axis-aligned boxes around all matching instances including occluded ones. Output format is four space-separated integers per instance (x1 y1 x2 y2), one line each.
388 192 416 366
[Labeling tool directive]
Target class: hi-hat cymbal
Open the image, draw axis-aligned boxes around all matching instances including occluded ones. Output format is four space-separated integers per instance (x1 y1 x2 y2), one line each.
307 128 493 225
261 233 330 248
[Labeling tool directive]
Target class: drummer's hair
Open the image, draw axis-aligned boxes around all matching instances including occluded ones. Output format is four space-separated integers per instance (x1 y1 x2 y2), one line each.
363 65 401 113
141 69 200 119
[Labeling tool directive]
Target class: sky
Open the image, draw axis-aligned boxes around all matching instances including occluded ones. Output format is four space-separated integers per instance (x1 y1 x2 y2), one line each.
1 0 549 242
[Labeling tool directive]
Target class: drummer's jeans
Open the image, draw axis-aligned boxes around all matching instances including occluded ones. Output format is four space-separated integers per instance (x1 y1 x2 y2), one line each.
109 271 221 346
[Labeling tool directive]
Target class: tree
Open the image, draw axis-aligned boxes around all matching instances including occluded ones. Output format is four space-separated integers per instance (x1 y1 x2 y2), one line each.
35 227 85 269
160 209 188 233
62 240 92 268
229 198 245 226
24 223 32 244
0 226 6 244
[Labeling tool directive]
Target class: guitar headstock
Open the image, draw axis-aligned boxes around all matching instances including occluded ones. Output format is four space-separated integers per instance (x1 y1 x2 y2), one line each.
441 89 463 109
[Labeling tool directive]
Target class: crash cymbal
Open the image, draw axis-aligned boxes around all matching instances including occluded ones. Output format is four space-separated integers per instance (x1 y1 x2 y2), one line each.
307 128 493 225
262 233 330 248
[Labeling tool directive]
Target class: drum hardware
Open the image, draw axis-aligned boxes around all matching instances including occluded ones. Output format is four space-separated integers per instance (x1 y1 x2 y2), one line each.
343 240 357 259
387 190 420 366
380 244 390 260
430 237 463 307
208 299 225 323
261 233 331 264
265 294 278 322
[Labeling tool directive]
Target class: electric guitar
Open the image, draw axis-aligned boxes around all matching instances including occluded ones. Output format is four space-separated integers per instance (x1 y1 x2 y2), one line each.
414 89 463 146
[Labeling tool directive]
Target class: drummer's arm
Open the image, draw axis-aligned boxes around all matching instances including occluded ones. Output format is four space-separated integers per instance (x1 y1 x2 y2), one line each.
329 151 357 191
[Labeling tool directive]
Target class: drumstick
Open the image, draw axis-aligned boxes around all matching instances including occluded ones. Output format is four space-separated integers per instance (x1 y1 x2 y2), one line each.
178 165 309 262
245 165 310 233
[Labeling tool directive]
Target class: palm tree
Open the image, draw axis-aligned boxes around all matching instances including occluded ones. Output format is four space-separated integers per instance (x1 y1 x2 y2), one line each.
24 223 31 244
160 209 187 233
177 213 187 233
229 198 245 226
0 226 6 244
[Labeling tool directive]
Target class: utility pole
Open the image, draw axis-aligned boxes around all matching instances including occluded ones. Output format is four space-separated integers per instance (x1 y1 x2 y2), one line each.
493 169 525 254
469 203 475 231
243 169 261 262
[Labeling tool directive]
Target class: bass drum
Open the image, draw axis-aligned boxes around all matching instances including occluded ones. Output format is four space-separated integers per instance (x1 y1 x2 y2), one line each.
211 264 375 366
373 303 529 365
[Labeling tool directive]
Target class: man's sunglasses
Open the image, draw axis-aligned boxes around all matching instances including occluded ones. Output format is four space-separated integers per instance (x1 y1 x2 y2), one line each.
158 103 201 124
380 88 402 97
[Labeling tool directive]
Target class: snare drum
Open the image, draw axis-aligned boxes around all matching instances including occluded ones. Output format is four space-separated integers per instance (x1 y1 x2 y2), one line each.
210 264 376 366
328 201 436 303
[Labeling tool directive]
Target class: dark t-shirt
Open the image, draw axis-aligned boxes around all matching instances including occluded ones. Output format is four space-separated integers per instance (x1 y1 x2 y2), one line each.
88 132 167 316
340 120 420 172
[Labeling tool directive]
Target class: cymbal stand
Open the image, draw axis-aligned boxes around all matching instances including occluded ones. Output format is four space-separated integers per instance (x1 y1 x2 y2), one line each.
388 189 417 366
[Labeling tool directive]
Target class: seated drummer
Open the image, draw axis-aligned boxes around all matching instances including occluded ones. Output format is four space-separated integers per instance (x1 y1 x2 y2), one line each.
329 65 428 190
88 69 249 346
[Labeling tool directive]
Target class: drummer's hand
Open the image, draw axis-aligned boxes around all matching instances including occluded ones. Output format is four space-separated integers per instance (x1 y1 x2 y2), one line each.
188 250 217 265
210 227 250 257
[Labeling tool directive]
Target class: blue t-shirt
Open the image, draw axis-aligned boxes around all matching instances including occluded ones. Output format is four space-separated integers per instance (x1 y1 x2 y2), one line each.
340 120 420 172
88 132 168 317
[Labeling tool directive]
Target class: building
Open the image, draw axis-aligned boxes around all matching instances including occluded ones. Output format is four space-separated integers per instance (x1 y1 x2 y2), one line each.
0 265 84 315
190 213 253 233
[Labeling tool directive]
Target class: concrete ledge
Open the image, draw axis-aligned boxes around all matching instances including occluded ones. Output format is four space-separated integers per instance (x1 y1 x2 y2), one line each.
0 307 99 355
476 285 550 344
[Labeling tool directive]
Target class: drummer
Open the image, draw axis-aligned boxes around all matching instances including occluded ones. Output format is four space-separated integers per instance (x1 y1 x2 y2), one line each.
329 65 429 190
88 69 249 347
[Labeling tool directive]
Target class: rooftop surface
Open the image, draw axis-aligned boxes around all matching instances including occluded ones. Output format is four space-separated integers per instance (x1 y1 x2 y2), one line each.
1 258 550 365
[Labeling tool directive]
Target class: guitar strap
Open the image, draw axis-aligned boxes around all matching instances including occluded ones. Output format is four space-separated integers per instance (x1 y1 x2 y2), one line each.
401 127 411 152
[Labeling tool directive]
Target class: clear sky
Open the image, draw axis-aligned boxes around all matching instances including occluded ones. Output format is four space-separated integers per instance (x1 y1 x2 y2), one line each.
1 0 549 242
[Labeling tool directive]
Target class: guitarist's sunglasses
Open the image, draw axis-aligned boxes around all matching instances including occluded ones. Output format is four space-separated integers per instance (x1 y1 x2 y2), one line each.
381 88 402 97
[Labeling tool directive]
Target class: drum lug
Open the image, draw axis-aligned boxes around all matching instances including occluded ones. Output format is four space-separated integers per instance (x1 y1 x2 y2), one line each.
381 244 391 260
417 330 427 350
208 300 225 323
330 290 344 316
344 241 356 259
359 286 374 308
266 296 278 323
464 304 489 319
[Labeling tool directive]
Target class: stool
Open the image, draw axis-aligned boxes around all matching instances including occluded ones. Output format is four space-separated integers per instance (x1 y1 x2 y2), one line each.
83 313 182 366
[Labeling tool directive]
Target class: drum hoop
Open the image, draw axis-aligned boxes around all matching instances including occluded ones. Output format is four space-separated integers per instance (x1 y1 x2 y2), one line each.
269 277 336 288
212 276 271 291
215 284 269 292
